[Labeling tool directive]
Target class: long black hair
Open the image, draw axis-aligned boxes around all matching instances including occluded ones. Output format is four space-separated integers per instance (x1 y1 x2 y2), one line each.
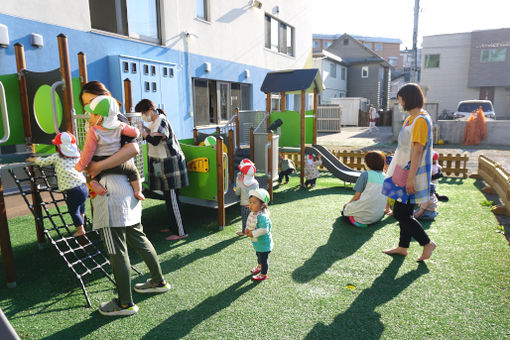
134 99 166 116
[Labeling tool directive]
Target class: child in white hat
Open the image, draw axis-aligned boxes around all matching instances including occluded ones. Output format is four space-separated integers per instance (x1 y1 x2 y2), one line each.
234 159 259 236
27 132 88 237
75 95 144 200
244 188 273 281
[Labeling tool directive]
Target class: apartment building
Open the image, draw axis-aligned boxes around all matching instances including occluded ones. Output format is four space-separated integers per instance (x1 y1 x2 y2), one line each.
421 28 510 119
0 0 313 138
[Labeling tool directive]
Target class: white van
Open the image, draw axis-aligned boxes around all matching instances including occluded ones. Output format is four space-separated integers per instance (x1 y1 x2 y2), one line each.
453 100 495 120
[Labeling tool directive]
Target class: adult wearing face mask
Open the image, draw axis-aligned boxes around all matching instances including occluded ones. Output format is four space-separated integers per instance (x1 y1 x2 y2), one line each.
135 99 189 240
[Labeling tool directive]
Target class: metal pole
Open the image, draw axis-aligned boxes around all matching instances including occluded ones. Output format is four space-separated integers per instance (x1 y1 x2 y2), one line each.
412 0 420 82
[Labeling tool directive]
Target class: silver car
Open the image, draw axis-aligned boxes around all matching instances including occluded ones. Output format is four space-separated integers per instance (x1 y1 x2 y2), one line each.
453 100 495 119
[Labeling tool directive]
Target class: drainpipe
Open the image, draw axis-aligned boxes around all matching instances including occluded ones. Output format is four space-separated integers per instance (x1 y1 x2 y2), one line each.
184 31 193 118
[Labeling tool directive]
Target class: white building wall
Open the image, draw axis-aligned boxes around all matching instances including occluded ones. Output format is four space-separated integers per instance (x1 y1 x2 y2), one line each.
493 88 510 118
313 57 347 104
2 0 91 31
421 33 478 113
3 0 312 71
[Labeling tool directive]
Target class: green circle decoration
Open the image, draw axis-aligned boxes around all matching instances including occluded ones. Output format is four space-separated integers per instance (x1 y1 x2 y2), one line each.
33 85 63 134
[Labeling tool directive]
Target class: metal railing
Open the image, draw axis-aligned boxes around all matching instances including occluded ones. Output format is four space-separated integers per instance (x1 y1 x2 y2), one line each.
0 81 11 144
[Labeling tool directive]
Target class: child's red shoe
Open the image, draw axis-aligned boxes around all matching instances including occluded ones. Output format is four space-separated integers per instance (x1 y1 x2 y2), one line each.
252 274 268 281
250 266 262 274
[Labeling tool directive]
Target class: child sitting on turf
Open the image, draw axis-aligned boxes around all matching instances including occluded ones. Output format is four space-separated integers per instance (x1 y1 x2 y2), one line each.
75 95 144 200
244 188 273 281
235 159 259 236
303 153 322 188
383 156 395 215
278 155 296 185
342 151 387 227
431 151 449 202
413 183 439 220
27 132 88 237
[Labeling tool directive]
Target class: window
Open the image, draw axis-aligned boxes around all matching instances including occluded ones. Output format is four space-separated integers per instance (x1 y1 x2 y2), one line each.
144 81 150 92
271 95 281 111
131 62 137 73
196 0 209 21
361 66 369 78
193 78 252 126
151 65 156 76
313 40 319 49
341 67 346 80
151 82 157 92
264 14 294 56
374 43 383 51
324 41 332 48
343 38 349 45
143 64 149 75
481 48 506 62
388 57 398 66
162 67 168 77
89 0 160 43
330 63 336 78
123 62 129 72
424 54 440 68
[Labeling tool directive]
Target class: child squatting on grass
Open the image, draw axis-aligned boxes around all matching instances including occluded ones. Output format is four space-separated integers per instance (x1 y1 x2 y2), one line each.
75 95 145 201
27 132 88 237
342 151 388 227
244 188 273 281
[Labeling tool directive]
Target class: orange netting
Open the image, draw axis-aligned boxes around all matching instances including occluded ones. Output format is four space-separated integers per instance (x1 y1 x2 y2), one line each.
462 107 487 145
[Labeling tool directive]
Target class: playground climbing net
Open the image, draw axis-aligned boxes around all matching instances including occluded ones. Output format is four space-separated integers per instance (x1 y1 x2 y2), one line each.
8 163 141 308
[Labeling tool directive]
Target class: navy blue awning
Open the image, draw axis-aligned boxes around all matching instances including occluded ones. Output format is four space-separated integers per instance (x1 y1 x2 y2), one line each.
260 68 323 94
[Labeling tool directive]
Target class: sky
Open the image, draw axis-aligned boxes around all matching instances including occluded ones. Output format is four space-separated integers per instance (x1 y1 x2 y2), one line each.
312 0 510 49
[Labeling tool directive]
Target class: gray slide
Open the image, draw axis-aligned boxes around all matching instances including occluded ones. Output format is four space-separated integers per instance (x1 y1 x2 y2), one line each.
305 144 361 184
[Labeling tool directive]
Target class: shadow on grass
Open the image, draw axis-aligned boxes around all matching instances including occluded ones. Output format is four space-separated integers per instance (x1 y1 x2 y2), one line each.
305 257 429 339
292 216 394 283
272 185 353 207
142 276 256 339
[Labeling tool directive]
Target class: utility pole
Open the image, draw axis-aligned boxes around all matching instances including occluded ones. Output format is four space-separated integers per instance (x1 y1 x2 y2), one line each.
412 0 420 82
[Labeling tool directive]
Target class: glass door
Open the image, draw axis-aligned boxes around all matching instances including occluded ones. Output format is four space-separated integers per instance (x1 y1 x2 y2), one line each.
217 82 231 122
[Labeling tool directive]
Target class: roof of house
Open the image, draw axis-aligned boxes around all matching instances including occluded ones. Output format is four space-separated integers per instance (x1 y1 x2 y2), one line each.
326 34 392 68
260 68 323 94
313 33 402 45
312 50 345 64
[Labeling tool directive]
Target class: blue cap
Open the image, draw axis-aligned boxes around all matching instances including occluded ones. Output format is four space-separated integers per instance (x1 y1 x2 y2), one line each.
385 155 393 165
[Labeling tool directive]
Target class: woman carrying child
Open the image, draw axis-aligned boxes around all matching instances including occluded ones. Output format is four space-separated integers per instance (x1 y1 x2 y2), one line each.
81 82 169 316
135 99 189 241
244 188 273 281
27 132 88 237
383 83 436 262
342 151 387 227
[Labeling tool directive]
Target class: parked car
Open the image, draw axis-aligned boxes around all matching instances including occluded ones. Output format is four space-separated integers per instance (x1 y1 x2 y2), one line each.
453 100 495 120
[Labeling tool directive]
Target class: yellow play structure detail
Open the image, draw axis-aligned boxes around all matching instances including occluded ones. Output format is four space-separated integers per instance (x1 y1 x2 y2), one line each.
187 157 210 173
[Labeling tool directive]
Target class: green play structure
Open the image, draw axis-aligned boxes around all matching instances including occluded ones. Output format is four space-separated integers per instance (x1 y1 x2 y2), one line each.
270 110 315 147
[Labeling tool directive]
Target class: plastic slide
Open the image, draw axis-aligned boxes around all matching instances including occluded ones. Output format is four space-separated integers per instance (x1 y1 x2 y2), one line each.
305 144 361 184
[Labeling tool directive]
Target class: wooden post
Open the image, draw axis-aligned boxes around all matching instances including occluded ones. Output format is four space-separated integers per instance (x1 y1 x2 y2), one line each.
57 34 75 133
216 137 225 229
249 127 254 161
193 128 198 145
268 131 274 201
123 78 133 113
77 52 88 88
0 177 16 287
265 92 271 130
14 43 45 246
234 107 240 149
300 90 306 186
280 92 286 112
313 87 318 145
228 129 235 183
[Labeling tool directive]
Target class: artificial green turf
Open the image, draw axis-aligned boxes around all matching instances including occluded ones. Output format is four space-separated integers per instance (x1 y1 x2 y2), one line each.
0 174 508 339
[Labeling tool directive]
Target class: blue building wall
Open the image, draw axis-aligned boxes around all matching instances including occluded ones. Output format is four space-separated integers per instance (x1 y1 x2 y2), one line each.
0 13 274 139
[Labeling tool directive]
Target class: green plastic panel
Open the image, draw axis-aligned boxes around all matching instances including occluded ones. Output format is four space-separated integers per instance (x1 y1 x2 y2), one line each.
0 74 25 145
270 110 314 147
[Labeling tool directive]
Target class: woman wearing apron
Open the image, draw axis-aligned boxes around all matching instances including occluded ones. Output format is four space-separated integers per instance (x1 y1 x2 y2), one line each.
383 83 436 262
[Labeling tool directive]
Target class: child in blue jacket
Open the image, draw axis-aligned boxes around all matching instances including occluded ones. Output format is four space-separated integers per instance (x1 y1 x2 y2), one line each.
244 188 273 281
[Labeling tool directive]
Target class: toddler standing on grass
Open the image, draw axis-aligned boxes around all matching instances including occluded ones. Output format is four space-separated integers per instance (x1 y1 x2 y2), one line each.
244 188 273 281
303 153 322 188
27 132 88 237
235 159 259 236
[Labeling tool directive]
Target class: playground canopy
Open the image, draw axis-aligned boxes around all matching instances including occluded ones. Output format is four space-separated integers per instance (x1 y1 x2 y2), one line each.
260 68 323 94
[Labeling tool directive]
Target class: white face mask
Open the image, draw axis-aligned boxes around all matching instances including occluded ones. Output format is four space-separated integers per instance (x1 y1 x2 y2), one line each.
398 103 405 112
142 112 152 123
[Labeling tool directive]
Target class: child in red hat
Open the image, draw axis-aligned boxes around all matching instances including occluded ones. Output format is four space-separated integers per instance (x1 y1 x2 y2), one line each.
27 132 88 237
235 159 259 236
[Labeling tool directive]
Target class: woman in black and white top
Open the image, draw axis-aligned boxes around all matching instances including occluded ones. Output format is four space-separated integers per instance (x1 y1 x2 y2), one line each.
135 99 189 241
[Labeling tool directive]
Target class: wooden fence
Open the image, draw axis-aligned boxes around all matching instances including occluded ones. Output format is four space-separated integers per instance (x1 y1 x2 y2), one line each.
281 150 469 177
476 155 510 216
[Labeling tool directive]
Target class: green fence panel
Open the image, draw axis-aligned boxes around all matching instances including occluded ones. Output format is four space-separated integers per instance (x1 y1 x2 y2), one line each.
270 110 314 147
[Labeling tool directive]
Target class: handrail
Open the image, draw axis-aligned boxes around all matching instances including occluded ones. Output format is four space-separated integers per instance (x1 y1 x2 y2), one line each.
50 80 65 134
223 152 229 194
0 81 11 144
264 140 270 176
254 113 270 133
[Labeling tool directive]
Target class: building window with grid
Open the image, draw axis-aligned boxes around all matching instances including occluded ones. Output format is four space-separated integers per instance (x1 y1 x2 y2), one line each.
341 67 346 80
374 43 383 51
424 54 440 68
196 0 210 21
89 0 160 43
264 14 294 57
480 48 506 62
330 62 336 78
